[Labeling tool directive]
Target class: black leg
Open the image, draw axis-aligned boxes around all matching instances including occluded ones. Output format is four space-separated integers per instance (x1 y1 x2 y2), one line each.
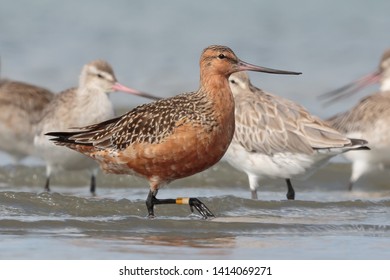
285 179 295 200
251 190 258 200
348 181 354 191
145 190 215 219
146 190 162 218
90 173 96 196
44 176 50 192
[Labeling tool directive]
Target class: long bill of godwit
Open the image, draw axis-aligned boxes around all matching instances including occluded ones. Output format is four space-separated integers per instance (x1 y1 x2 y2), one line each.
112 82 161 101
46 45 302 219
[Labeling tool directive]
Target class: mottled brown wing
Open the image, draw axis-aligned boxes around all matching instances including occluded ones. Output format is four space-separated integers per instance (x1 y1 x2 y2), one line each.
67 92 215 150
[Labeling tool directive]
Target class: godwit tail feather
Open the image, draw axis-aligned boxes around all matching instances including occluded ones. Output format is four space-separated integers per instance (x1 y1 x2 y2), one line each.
348 138 370 151
45 131 90 146
46 114 122 146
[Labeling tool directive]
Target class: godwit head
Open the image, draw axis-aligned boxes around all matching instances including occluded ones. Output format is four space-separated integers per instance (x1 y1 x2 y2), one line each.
79 60 160 100
200 46 301 81
228 71 252 93
46 45 301 219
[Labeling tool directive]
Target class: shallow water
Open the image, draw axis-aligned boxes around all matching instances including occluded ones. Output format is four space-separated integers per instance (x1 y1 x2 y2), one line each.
1 0 390 260
1 162 389 259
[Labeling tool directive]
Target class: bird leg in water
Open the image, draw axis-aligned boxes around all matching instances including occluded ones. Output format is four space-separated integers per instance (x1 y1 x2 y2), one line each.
90 173 96 196
348 180 354 192
285 178 295 200
145 190 215 219
44 177 51 192
251 190 258 200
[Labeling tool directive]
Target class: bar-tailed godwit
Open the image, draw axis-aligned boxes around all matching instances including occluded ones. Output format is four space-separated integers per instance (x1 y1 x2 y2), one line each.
0 79 53 162
34 59 159 195
225 71 369 199
46 45 302 218
325 49 390 190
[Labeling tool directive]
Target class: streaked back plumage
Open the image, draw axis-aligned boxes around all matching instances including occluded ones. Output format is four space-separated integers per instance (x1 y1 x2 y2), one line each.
224 71 368 199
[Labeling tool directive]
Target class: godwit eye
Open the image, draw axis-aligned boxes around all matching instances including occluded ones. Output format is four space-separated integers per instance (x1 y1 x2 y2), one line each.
218 53 226 59
97 74 104 79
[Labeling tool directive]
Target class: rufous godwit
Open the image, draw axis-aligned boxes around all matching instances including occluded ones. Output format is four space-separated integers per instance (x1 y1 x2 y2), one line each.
0 79 53 162
325 49 390 190
225 71 369 199
35 59 159 195
46 45 302 218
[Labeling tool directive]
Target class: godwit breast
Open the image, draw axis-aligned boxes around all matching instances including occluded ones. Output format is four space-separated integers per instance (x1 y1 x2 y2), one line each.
34 59 158 195
46 45 302 219
325 49 390 190
0 79 53 162
225 71 369 200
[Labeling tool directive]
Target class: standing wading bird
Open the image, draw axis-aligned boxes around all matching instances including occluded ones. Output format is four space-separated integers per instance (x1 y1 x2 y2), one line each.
46 45 302 219
324 49 390 191
34 60 160 195
0 79 54 162
225 72 370 200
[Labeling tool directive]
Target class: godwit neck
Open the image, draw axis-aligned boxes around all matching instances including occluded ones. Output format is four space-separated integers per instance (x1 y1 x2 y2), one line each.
379 49 390 91
78 59 160 100
198 46 240 133
78 60 119 95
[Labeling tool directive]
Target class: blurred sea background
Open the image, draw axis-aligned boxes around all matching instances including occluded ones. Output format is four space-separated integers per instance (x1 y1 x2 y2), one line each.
0 0 390 259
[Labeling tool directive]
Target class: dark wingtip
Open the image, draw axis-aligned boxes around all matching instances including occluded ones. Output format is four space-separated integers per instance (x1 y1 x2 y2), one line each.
45 131 69 137
349 138 370 150
45 131 77 144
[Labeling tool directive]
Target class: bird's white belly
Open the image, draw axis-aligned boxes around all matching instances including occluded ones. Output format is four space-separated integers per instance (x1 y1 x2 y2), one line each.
223 143 332 179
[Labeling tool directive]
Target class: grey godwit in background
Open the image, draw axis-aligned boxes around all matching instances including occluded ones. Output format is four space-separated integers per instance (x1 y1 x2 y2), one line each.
224 71 369 200
34 60 159 195
325 49 390 191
